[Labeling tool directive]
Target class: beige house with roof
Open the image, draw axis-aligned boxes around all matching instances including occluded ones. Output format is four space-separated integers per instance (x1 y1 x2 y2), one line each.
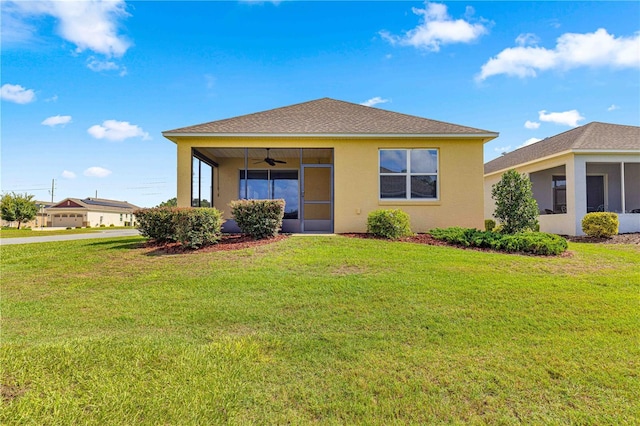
47 198 139 228
163 98 497 233
484 122 640 236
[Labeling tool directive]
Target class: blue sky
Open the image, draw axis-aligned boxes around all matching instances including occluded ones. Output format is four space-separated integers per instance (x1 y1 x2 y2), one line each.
2 0 639 207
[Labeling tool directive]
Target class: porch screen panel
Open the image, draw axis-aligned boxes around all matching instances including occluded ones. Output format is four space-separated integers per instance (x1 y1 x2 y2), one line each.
271 170 299 219
239 170 299 219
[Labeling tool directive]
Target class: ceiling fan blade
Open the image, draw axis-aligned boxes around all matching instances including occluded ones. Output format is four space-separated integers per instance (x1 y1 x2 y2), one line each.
273 159 287 164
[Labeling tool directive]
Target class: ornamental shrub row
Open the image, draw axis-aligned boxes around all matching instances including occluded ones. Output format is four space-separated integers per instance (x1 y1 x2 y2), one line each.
229 199 285 240
367 209 413 239
134 207 224 249
430 227 568 255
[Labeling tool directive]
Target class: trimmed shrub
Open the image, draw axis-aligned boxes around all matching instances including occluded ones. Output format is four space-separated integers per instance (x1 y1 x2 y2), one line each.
582 212 618 238
134 207 177 242
484 219 496 232
135 207 224 248
430 227 567 255
367 209 413 239
229 199 285 239
174 208 224 249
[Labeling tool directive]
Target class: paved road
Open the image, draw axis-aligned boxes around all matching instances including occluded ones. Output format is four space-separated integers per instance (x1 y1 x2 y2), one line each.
1 229 141 245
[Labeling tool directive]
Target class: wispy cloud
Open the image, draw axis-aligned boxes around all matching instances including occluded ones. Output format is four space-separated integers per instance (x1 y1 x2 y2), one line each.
87 57 127 76
524 120 540 129
478 28 640 81
84 167 112 178
1 83 36 104
4 0 131 74
494 145 511 154
61 170 76 179
538 109 585 127
520 137 542 148
42 115 72 127
88 120 150 141
380 2 489 52
360 97 390 107
607 104 620 111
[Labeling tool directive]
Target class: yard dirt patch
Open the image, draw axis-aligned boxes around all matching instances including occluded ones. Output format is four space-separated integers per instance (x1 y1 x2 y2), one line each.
143 233 289 255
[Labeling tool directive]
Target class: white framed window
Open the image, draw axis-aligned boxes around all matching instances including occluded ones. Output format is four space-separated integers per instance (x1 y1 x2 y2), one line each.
379 149 438 200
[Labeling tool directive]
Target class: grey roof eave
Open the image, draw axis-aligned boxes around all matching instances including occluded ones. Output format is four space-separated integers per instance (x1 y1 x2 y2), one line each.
162 132 499 139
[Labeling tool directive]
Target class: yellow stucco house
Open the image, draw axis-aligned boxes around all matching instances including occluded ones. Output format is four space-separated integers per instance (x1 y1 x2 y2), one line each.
162 98 498 233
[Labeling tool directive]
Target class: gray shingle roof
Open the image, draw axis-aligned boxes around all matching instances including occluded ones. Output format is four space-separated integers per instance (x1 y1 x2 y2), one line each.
484 122 640 175
50 198 139 212
163 98 497 136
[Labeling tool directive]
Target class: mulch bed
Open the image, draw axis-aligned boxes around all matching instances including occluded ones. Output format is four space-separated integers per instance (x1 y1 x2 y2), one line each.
564 233 640 245
142 231 639 255
143 233 289 255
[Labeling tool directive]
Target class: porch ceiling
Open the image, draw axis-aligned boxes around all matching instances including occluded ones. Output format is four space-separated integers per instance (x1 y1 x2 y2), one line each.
196 147 333 160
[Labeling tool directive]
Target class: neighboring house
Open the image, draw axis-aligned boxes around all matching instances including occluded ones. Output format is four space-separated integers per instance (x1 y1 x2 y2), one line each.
47 197 139 228
162 98 498 233
1 200 53 229
484 122 640 236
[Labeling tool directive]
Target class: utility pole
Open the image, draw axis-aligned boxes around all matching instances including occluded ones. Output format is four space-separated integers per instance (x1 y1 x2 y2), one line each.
49 179 56 203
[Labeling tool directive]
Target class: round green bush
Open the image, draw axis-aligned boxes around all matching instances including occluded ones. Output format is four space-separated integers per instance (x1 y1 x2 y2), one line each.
366 209 413 239
581 212 618 237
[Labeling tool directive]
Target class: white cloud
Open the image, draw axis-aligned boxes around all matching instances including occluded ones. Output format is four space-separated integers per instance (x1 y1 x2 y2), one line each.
361 97 390 107
45 95 59 103
1 83 36 104
520 137 542 148
478 28 640 80
87 57 127 76
7 0 131 57
88 120 150 141
380 2 489 52
515 33 540 47
61 170 76 179
494 145 511 154
42 115 72 127
607 104 620 111
538 109 585 127
84 167 112 178
524 120 540 129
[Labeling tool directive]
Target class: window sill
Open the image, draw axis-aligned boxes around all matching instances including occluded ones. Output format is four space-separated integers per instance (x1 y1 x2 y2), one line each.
379 200 441 206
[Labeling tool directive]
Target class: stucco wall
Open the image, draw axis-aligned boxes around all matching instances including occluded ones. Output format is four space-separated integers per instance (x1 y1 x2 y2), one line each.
174 136 487 233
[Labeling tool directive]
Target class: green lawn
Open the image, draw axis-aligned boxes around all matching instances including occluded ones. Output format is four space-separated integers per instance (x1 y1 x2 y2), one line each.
1 236 638 424
0 227 133 238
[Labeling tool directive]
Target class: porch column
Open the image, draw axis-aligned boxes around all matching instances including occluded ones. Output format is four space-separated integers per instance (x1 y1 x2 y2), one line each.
569 156 587 235
177 144 193 207
621 162 626 213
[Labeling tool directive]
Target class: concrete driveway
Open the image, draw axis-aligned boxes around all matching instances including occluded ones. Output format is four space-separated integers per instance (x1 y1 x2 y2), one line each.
1 229 141 245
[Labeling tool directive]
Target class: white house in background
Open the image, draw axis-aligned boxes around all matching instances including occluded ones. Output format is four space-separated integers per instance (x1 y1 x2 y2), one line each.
484 122 640 236
46 197 139 228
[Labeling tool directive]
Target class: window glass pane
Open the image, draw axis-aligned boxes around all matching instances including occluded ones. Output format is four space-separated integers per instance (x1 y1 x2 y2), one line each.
240 170 268 199
272 170 299 219
411 149 438 174
380 150 407 173
411 176 437 198
380 175 406 198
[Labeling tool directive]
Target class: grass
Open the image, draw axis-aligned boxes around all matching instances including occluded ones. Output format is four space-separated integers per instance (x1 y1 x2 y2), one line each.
0 226 133 238
1 236 638 424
